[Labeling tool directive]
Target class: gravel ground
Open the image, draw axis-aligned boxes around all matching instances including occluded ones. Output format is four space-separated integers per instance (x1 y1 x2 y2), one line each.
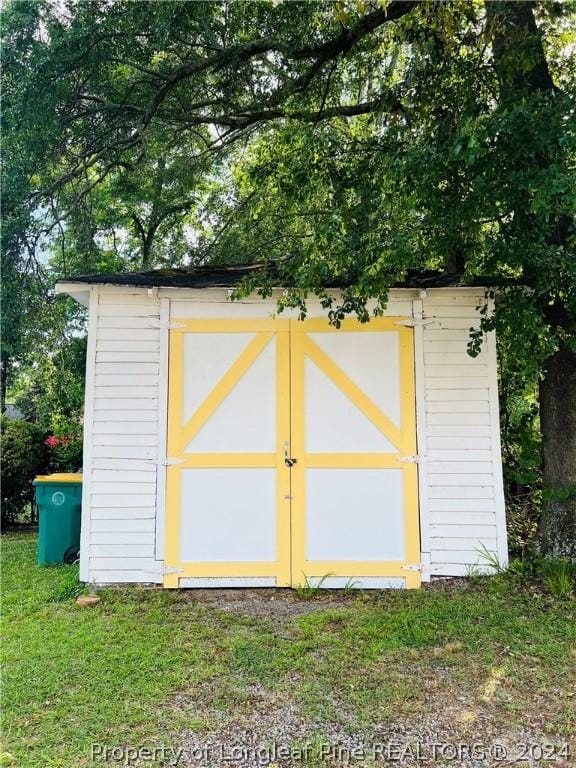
172 578 471 619
173 680 573 768
163 586 573 768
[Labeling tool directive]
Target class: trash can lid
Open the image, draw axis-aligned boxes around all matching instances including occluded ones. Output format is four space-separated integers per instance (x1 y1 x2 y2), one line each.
34 473 83 484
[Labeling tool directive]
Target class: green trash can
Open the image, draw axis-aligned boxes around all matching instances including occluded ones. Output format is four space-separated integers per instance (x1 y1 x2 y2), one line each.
33 473 82 565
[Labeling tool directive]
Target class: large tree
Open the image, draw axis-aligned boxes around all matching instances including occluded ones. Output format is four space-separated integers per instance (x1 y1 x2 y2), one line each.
2 0 575 554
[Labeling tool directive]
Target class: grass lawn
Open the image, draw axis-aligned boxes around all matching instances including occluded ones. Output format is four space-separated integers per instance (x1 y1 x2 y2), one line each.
1 532 575 768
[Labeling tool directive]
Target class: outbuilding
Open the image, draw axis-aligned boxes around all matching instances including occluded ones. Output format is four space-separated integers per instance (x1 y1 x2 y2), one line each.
56 266 508 589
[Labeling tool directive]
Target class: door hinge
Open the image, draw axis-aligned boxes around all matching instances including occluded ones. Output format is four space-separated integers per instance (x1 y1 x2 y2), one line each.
143 565 184 576
166 321 187 330
402 564 423 572
399 455 427 464
162 457 186 466
395 318 440 328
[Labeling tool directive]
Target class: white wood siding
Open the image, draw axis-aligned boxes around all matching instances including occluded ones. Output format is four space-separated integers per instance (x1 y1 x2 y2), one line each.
422 290 507 576
79 285 507 584
87 288 162 584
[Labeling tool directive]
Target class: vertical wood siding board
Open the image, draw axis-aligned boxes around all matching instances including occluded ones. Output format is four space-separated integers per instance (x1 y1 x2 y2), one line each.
155 297 169 561
80 285 99 582
413 297 431 576
487 306 509 569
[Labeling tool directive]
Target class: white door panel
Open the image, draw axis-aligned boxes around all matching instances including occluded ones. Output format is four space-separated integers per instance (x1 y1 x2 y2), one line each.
305 360 398 453
185 339 276 453
309 331 401 426
305 468 405 561
179 468 276 562
183 332 254 422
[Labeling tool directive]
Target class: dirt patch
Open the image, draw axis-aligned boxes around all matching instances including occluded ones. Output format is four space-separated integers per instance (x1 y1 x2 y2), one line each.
422 576 471 593
173 588 359 618
170 681 573 768
170 578 472 619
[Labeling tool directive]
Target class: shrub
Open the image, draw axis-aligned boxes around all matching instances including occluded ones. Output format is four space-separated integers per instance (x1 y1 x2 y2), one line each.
44 416 83 472
1 418 49 528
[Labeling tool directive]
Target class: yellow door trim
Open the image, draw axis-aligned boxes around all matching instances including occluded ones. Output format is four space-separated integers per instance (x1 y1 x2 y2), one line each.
290 317 404 333
164 320 290 587
275 328 292 586
304 453 402 469
290 317 421 589
165 316 420 589
177 562 280 578
176 453 277 468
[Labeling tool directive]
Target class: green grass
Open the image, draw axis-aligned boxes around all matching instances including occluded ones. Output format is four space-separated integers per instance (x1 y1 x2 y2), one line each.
2 532 575 767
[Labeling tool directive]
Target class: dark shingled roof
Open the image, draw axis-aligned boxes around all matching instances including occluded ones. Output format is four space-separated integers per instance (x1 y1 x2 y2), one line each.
61 264 484 290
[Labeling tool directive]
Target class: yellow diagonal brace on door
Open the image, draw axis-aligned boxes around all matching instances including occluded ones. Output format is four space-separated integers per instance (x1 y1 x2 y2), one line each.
303 336 403 451
180 332 273 450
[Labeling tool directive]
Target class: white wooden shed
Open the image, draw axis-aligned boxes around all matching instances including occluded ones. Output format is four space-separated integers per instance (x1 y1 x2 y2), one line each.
56 267 508 589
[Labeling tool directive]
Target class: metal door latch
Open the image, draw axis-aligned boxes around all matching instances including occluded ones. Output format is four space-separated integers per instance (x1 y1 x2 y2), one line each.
284 442 297 467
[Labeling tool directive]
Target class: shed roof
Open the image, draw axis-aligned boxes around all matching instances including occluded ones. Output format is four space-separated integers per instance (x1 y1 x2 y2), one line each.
58 264 484 290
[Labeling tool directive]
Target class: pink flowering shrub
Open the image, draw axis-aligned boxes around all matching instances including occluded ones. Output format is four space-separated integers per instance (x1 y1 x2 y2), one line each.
45 419 83 472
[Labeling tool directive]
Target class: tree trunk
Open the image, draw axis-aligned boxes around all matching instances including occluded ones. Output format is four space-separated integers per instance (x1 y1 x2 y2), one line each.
486 1 575 557
538 343 576 558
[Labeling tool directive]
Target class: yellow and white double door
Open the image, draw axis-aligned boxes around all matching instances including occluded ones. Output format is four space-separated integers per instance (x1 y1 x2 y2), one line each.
164 317 420 589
